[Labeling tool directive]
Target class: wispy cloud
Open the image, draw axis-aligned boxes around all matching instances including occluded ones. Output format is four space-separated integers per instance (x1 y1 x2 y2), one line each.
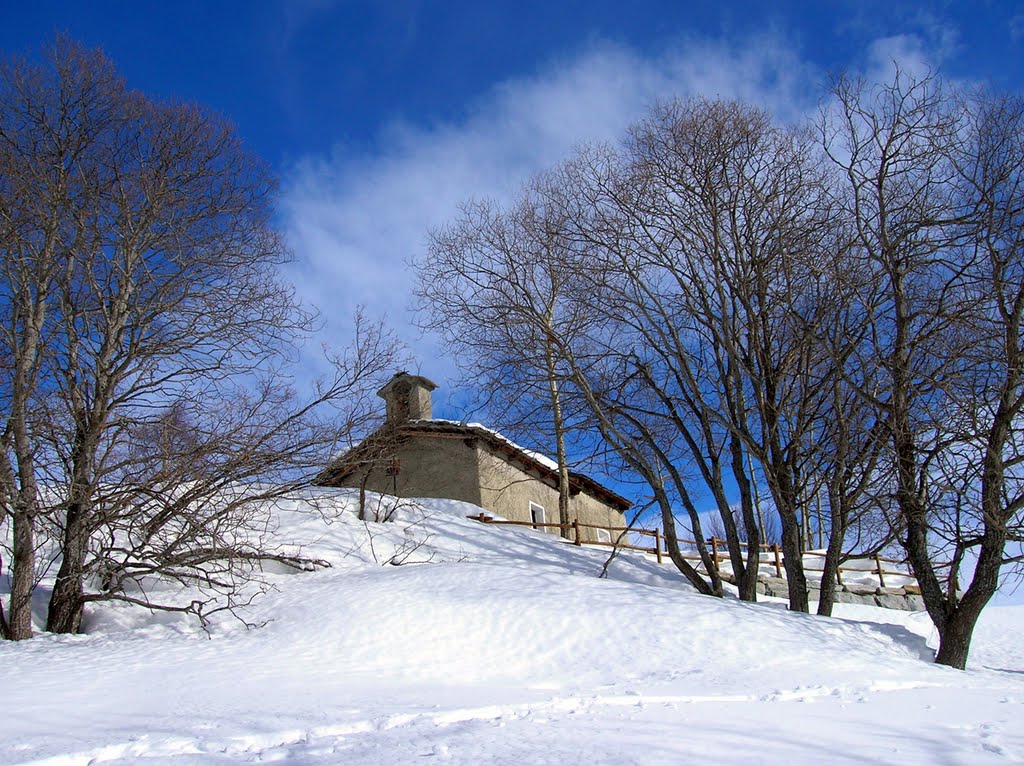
864 33 946 82
1010 13 1024 43
278 31 939 391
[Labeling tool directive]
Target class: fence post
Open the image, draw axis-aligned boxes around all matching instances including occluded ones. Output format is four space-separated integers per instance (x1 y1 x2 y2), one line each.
710 537 719 571
836 564 844 587
875 554 886 588
573 519 582 546
654 528 663 564
772 544 783 578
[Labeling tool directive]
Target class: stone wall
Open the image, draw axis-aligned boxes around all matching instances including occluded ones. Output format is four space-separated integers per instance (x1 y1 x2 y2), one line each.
476 446 623 542
348 434 484 508
756 576 925 611
338 431 626 541
570 488 629 541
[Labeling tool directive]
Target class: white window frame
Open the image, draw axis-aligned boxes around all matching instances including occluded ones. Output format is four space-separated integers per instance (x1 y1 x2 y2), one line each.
529 501 546 529
596 528 612 544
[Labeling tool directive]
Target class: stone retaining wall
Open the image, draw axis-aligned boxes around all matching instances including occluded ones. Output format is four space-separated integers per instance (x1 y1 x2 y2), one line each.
756 576 925 611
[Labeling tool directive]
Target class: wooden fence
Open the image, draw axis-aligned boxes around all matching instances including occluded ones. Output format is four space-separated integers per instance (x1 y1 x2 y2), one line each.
466 513 916 588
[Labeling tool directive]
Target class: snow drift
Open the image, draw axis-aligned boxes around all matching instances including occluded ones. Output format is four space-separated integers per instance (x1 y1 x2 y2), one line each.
2 488 1022 765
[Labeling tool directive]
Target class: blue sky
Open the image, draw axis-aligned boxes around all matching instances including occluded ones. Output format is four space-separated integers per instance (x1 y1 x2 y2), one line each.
6 2 1024 599
5 2 1022 164
4 1 1024 410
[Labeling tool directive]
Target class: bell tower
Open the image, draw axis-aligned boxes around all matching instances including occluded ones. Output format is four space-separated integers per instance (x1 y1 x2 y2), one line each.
377 372 438 423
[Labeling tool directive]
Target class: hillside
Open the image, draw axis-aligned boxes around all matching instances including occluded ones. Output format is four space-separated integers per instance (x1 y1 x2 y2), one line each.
2 488 1023 765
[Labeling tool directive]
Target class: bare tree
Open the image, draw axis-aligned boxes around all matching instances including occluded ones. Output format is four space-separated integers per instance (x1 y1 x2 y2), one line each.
0 39 404 637
822 70 1024 667
0 39 116 638
416 187 599 539
416 70 1024 656
551 100 850 608
44 309 402 630
417 100 868 606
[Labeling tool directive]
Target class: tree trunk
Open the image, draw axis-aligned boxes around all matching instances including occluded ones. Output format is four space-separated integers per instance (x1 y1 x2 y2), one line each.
48 424 96 634
46 498 89 634
661 507 718 596
766 461 809 612
933 616 975 669
932 553 997 670
8 508 35 639
6 411 42 640
544 336 572 539
778 511 809 612
3 290 49 640
816 493 845 617
730 434 759 602
47 407 98 634
931 482 1009 668
931 549 999 670
357 469 369 522
651 480 718 596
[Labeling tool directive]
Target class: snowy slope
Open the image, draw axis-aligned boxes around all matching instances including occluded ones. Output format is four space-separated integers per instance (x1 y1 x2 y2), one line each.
2 488 1023 765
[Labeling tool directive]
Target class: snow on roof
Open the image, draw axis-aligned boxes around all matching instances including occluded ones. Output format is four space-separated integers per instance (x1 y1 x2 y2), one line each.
420 419 560 470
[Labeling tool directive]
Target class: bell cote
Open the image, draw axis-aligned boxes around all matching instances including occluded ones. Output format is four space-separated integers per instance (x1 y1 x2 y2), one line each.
377 372 438 423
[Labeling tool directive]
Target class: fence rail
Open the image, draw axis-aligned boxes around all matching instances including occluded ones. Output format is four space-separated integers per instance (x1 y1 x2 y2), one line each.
466 513 921 588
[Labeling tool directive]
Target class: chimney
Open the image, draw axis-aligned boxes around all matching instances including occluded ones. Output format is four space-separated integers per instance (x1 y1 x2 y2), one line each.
377 372 438 423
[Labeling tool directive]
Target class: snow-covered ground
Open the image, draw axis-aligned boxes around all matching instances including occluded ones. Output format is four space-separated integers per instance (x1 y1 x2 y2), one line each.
3 488 1023 765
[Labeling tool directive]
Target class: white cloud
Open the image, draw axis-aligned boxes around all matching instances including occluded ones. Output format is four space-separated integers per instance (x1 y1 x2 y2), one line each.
864 33 945 83
278 31 941 391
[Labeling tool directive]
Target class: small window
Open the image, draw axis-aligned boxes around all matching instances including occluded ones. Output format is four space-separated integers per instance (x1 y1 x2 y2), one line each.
529 502 546 529
596 528 612 544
